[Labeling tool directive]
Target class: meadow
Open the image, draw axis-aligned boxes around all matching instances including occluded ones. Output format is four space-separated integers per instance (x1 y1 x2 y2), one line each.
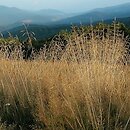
0 24 130 130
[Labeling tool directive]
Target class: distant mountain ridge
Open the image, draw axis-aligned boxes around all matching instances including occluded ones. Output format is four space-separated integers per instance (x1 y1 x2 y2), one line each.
1 3 130 40
0 6 67 26
54 3 130 25
0 2 130 27
1 3 130 28
36 9 65 16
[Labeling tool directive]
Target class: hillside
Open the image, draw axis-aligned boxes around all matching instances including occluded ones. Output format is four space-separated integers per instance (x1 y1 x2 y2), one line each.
2 17 130 41
0 1 130 130
2 24 71 40
0 22 129 130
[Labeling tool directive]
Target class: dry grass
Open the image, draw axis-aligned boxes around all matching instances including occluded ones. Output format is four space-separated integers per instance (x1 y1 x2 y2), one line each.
0 30 130 130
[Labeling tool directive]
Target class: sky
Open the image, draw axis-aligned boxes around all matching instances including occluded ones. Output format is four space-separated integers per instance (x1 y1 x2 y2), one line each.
0 0 130 13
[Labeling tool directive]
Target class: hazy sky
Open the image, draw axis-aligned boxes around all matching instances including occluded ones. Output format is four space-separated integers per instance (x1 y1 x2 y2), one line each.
0 0 130 12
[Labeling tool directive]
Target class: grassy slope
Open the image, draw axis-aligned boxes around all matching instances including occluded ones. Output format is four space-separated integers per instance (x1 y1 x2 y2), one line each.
0 28 130 130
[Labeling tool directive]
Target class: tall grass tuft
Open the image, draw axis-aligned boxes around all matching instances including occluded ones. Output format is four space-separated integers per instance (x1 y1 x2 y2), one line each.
0 25 129 130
